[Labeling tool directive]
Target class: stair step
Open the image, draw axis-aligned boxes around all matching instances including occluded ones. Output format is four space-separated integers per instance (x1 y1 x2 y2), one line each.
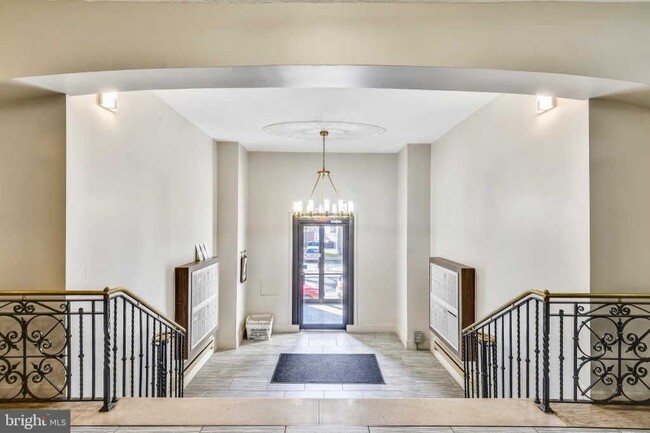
1 398 564 427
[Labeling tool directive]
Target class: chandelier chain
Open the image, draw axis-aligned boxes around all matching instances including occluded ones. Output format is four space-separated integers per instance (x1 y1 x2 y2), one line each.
321 130 327 172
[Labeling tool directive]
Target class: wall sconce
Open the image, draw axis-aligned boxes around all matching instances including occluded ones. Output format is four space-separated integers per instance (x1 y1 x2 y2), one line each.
536 96 556 114
98 92 118 112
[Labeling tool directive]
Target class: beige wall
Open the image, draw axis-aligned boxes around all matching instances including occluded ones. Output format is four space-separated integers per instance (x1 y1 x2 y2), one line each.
246 152 397 332
396 143 431 348
430 94 591 318
587 100 649 403
406 143 431 348
0 95 66 291
216 142 248 348
66 91 215 316
2 2 650 92
589 99 650 294
237 145 249 340
396 148 408 343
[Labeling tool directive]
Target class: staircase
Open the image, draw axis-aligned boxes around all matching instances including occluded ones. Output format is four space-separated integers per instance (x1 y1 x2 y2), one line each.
1 287 648 418
462 290 650 412
0 288 185 411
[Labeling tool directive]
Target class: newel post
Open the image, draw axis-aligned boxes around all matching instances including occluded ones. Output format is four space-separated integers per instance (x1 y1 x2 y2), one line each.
540 291 553 413
100 288 114 412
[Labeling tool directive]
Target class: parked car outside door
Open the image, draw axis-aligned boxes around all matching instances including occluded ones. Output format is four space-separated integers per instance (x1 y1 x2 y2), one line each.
304 246 320 261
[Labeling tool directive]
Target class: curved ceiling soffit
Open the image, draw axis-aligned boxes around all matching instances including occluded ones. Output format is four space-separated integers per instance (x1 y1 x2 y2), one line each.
14 65 649 102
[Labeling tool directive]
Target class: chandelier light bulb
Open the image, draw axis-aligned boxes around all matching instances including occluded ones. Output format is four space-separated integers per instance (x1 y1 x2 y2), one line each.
293 201 303 213
323 199 330 213
306 200 314 212
348 201 355 213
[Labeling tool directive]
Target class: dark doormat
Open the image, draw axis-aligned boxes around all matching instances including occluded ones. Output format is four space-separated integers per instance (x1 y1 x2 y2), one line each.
271 353 385 384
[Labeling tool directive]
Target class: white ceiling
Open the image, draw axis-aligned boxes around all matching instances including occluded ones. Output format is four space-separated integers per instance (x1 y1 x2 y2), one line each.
154 88 496 153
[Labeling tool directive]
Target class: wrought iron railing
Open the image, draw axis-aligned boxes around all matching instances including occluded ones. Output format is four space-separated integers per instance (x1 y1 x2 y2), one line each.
462 290 650 412
0 288 185 411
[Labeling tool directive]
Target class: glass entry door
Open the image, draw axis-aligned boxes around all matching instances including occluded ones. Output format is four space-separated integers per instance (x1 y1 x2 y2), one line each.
293 218 353 329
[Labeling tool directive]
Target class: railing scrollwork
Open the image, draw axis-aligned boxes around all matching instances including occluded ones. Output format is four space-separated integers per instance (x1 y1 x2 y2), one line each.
462 291 650 412
0 289 186 411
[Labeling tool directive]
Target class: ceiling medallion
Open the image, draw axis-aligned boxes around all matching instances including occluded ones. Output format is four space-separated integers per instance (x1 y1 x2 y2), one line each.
262 121 386 140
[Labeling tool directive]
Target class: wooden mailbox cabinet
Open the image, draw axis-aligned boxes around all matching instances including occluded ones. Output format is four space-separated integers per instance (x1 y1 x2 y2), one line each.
175 257 219 367
429 257 475 368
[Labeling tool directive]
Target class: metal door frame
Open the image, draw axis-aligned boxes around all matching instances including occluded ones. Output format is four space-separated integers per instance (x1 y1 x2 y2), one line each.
292 216 354 329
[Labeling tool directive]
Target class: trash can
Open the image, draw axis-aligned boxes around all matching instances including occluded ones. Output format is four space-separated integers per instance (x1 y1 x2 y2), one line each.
246 314 274 341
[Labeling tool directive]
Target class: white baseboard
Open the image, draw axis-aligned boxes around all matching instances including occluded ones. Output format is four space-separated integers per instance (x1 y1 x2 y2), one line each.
272 324 300 334
430 338 465 387
396 326 407 348
346 323 397 334
183 340 215 387
216 337 239 350
393 326 431 351
404 339 431 351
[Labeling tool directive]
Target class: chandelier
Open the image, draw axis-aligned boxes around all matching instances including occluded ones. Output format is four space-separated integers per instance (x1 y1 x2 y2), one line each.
292 130 354 218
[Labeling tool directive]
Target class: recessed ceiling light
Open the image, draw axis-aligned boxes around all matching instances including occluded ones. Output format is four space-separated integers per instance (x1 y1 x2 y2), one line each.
98 92 118 112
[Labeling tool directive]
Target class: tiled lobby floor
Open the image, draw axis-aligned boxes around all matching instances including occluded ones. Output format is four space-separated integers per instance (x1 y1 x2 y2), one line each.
184 332 463 399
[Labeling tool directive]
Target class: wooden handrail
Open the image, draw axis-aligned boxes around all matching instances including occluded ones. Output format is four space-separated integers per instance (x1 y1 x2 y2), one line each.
0 287 186 333
546 292 650 299
463 289 650 333
462 289 547 333
0 289 110 296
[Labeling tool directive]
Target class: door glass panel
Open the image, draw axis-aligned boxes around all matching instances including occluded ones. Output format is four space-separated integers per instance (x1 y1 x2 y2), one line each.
303 275 320 300
304 275 343 326
323 275 343 300
303 300 343 326
323 225 344 274
302 226 320 274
